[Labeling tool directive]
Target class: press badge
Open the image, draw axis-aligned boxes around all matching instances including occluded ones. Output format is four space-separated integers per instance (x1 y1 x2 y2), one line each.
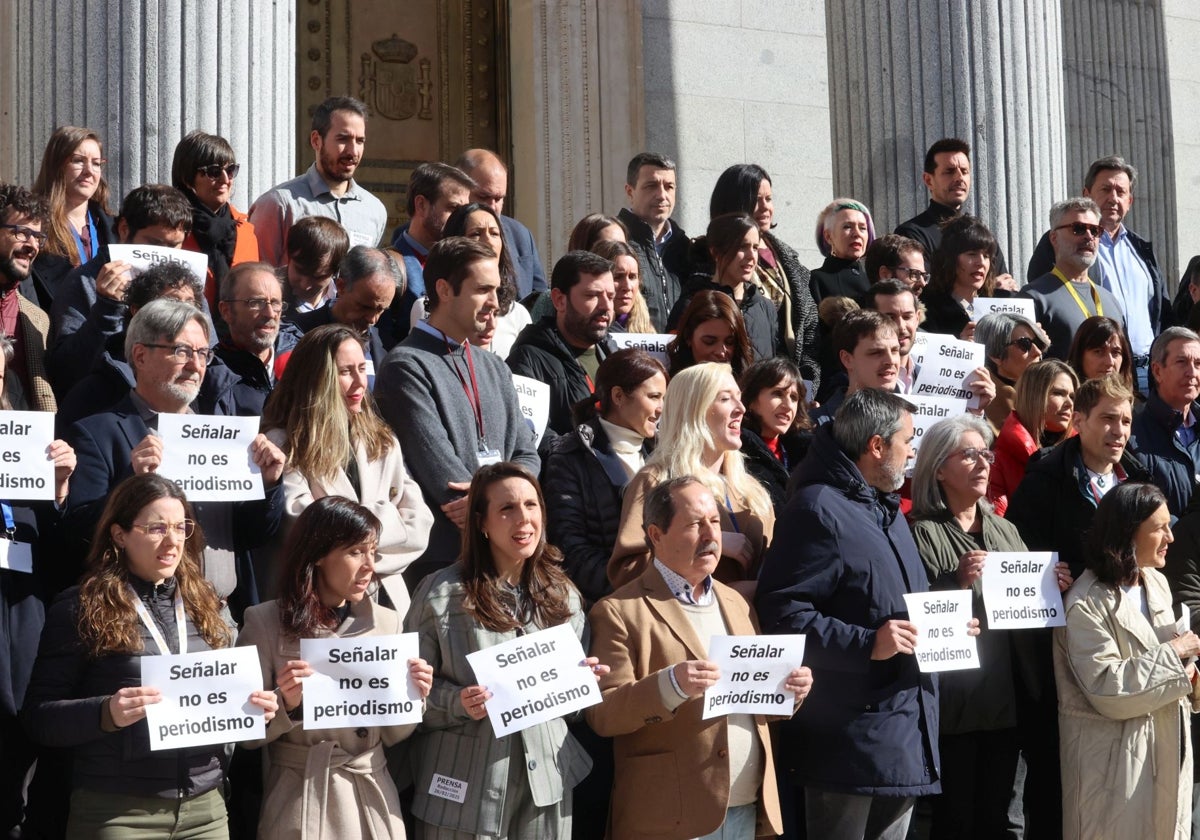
477 448 502 468
0 539 33 574
429 773 468 804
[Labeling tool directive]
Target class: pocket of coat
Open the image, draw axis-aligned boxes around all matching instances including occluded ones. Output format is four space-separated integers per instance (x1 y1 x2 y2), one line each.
613 752 681 834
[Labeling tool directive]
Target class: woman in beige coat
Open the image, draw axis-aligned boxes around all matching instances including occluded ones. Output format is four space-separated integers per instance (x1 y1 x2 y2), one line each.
1054 482 1200 839
240 496 433 839
261 323 433 610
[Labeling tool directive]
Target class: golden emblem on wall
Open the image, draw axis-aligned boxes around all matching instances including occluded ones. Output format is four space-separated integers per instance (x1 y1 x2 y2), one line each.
360 34 433 122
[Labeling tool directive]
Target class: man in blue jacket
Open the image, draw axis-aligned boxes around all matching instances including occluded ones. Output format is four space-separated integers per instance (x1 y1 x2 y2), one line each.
756 388 941 839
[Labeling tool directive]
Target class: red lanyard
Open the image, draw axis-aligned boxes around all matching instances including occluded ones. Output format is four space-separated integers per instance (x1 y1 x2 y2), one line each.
441 330 486 446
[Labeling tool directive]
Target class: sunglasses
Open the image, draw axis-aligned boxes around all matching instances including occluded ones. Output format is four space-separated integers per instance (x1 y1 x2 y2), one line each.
1007 336 1040 353
1053 221 1103 239
197 163 240 180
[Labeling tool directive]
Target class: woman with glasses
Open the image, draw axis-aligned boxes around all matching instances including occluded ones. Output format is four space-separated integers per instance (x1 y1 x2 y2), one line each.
973 312 1050 431
1066 315 1136 395
171 130 260 311
922 215 1009 341
30 126 117 300
22 473 278 837
910 415 1071 840
261 324 433 609
988 359 1079 516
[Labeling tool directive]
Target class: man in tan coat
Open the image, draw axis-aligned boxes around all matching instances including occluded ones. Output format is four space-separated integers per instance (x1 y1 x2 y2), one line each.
587 475 812 839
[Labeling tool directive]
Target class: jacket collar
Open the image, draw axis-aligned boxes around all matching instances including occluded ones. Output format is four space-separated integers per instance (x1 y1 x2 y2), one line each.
635 564 752 659
792 423 897 516
617 207 682 249
1144 390 1199 434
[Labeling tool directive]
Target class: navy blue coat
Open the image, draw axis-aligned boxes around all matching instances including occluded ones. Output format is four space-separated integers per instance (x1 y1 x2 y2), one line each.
755 423 941 796
1129 392 1200 516
500 215 548 300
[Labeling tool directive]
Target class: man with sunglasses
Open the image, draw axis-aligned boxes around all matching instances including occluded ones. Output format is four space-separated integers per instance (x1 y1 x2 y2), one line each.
0 184 56 413
1018 197 1125 360
65 298 287 617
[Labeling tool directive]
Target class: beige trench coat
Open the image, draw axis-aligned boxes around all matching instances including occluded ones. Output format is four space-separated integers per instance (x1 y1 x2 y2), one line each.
1053 568 1200 840
240 599 418 840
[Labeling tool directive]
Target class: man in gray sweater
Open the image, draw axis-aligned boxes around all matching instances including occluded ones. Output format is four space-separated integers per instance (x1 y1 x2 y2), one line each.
376 237 539 591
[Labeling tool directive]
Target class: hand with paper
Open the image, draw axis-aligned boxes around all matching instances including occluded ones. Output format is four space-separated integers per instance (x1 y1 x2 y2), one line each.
48 438 75 503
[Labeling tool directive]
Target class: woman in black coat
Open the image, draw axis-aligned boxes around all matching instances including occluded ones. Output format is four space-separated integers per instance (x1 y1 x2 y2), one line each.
921 215 1011 340
738 357 811 513
542 348 666 606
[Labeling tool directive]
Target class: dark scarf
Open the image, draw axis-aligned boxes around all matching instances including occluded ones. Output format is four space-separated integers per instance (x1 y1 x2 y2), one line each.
187 192 238 283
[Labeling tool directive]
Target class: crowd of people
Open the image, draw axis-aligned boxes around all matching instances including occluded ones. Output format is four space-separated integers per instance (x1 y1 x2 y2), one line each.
0 92 1199 840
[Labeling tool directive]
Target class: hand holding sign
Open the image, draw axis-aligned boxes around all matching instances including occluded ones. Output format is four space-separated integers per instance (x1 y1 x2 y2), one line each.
674 659 721 698
94 259 134 302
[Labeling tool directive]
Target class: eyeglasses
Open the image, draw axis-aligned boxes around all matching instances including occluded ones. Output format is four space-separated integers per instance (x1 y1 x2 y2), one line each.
1054 222 1103 239
131 519 195 540
141 343 215 364
196 163 240 180
68 155 106 170
0 224 48 247
899 268 931 283
951 447 996 466
1007 336 1039 353
225 297 288 314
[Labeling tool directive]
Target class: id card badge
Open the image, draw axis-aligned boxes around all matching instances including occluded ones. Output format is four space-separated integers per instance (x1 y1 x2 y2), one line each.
477 448 502 468
0 539 33 573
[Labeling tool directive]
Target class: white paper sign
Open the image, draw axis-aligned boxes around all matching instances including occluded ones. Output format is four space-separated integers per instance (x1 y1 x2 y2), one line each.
0 539 33 573
0 411 56 500
300 633 423 729
1179 603 1191 636
903 590 979 673
107 244 208 285
974 297 1036 322
465 622 601 737
156 414 265 501
911 335 985 408
609 332 673 366
142 646 265 750
981 552 1066 629
703 635 805 719
907 395 971 467
909 331 930 369
510 374 550 445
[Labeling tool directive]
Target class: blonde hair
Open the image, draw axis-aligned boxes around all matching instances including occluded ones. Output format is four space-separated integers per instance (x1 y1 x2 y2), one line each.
645 362 772 520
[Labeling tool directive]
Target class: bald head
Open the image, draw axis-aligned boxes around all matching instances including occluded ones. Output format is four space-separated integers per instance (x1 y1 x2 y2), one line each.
456 149 507 214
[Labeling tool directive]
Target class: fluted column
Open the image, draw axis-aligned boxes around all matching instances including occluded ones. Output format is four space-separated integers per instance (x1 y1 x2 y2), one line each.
1061 0 1179 287
826 0 1068 280
0 0 294 209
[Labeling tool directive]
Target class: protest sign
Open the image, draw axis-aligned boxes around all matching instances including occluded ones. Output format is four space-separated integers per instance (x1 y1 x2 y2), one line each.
0 410 56 500
465 622 601 737
300 633 423 729
981 552 1066 629
609 332 673 366
702 635 805 719
510 374 550 446
911 334 985 408
156 414 264 501
903 589 979 673
974 296 1036 322
142 646 265 750
910 331 930 369
907 395 970 466
108 244 208 285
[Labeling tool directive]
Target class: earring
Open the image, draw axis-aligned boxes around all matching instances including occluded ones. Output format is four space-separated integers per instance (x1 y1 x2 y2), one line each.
482 531 490 540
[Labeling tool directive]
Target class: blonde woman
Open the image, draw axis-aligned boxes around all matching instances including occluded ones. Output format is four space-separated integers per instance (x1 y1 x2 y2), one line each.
592 239 654 334
608 362 774 594
261 323 433 611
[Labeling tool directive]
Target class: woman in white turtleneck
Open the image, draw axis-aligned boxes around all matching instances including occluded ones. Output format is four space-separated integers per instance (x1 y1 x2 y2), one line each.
542 348 667 606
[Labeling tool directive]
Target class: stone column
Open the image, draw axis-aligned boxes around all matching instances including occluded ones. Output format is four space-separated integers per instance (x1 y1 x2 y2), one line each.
1164 0 1200 284
1062 0 1180 287
0 0 294 209
825 0 1068 280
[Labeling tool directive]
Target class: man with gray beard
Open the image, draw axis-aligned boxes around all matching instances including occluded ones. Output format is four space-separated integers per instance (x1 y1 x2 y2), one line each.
1018 197 1126 360
64 298 287 614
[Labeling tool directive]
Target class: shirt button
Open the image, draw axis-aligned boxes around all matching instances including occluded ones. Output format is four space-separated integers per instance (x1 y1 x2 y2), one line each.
355 728 368 738
718 749 728 758
528 759 538 771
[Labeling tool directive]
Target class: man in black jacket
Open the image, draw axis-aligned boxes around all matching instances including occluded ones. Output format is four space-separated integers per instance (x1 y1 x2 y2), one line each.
507 250 616 440
617 152 689 331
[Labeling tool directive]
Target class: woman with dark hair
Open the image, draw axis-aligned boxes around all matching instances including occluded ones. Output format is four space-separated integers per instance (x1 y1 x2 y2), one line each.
670 213 778 362
988 359 1078 515
592 240 653 334
922 215 1009 340
666 289 755 380
973 311 1049 431
405 462 606 839
262 323 433 610
708 164 821 390
738 357 811 511
239 496 433 838
808 198 875 304
30 125 116 294
1056 482 1200 839
171 129 260 309
566 213 627 252
542 348 666 604
1066 315 1136 394
22 473 278 837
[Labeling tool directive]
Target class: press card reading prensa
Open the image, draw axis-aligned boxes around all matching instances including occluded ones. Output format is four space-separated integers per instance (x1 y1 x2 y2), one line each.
155 414 265 502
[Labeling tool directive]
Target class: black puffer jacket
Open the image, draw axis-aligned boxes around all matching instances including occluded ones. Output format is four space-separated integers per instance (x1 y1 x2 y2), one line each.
22 578 226 799
617 208 689 332
739 426 811 513
542 417 650 605
668 274 779 363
